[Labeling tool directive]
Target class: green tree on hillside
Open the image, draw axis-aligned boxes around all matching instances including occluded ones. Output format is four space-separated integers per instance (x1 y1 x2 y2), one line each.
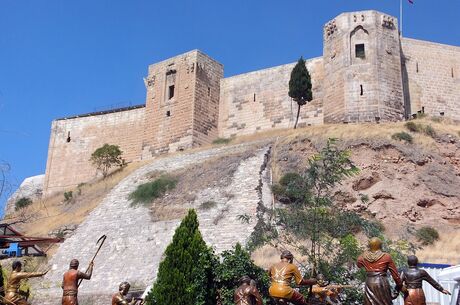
246 139 383 303
145 209 216 305
89 144 125 178
288 57 313 129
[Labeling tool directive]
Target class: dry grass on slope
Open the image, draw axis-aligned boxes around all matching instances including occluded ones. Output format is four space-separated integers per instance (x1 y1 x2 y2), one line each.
417 231 460 265
223 117 460 149
4 162 147 237
146 150 256 222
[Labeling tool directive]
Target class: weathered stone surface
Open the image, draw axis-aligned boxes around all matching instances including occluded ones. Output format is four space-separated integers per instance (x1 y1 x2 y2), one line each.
218 58 324 138
333 191 357 205
372 190 395 200
42 10 460 196
419 163 460 197
416 199 444 208
5 174 44 215
43 107 146 196
352 172 381 191
323 11 405 123
32 142 269 305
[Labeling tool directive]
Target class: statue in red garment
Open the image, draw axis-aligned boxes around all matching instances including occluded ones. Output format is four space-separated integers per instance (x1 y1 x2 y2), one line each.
357 237 404 305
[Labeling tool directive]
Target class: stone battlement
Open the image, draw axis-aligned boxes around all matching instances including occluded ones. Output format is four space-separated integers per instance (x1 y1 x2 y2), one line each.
43 10 460 195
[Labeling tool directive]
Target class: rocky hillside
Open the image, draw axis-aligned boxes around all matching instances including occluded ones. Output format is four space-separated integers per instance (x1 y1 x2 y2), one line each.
3 118 460 305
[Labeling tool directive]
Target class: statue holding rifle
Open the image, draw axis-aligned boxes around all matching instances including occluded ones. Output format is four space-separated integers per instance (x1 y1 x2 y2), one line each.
309 274 353 305
112 282 144 305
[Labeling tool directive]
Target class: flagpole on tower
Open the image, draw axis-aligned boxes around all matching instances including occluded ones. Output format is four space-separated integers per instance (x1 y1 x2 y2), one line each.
400 0 403 36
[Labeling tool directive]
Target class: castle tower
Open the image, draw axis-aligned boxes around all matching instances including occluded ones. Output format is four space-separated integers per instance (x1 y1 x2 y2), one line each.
323 11 405 123
141 50 223 157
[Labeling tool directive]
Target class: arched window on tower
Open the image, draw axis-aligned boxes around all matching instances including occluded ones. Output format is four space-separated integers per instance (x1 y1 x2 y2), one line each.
350 26 369 64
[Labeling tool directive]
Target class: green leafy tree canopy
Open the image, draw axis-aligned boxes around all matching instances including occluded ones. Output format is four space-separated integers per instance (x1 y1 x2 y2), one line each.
215 243 270 305
288 57 313 129
89 144 125 178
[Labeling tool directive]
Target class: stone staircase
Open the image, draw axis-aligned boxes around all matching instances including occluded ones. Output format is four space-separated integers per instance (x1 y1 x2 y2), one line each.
31 141 271 305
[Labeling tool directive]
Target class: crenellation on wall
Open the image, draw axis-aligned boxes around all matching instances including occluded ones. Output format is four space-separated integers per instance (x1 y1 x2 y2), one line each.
42 10 460 195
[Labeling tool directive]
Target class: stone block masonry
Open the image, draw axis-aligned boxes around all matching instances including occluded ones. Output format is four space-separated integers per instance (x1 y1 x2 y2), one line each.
323 11 404 123
44 106 145 196
141 50 223 158
33 141 270 305
218 58 324 138
401 38 460 120
42 9 460 199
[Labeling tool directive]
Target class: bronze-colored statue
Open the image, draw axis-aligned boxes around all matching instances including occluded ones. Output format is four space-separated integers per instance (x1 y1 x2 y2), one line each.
357 237 403 305
234 275 263 305
62 259 93 305
112 282 144 305
309 274 352 305
268 250 316 305
400 255 450 305
4 261 47 305
0 264 5 297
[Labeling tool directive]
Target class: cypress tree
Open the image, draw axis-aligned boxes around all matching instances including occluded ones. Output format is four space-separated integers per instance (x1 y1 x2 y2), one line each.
288 57 313 129
146 209 216 305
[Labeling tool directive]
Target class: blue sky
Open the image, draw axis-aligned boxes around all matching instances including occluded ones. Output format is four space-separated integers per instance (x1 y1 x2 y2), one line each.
1 0 459 210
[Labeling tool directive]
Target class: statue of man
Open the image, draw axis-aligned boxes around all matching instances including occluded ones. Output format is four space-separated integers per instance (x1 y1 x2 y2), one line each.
4 260 47 305
62 259 94 305
309 274 347 305
268 250 317 305
400 255 450 305
0 264 5 297
234 275 263 305
112 282 143 305
357 237 403 305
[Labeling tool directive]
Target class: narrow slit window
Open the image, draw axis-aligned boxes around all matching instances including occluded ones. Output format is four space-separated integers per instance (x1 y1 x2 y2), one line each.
66 131 71 143
416 62 419 73
253 93 256 102
208 87 211 96
355 44 365 59
360 85 364 96
452 68 454 78
166 110 171 117
168 85 175 99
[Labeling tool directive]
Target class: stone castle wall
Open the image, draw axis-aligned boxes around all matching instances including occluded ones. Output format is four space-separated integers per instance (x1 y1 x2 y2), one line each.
192 52 224 146
218 58 324 138
323 11 404 123
141 51 199 157
34 142 270 305
401 38 460 120
141 50 223 158
42 10 460 196
43 106 145 195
